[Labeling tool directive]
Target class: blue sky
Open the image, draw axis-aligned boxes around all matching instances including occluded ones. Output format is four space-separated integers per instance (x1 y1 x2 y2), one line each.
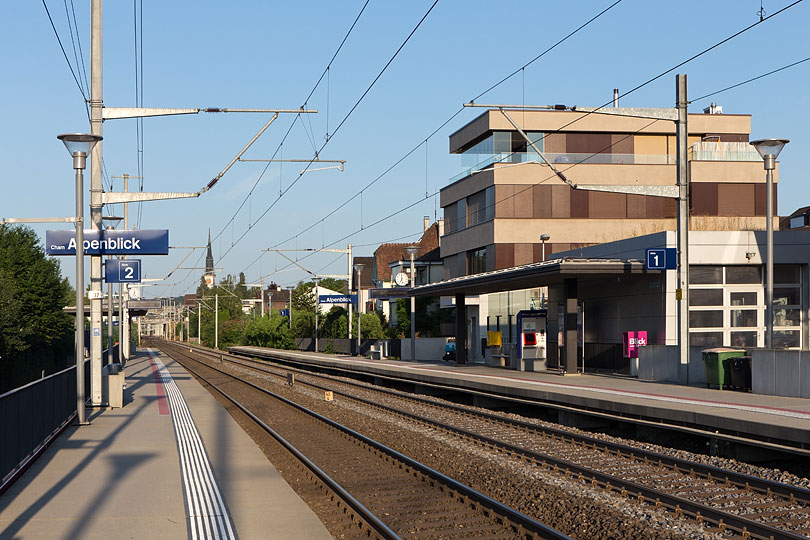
2 0 808 298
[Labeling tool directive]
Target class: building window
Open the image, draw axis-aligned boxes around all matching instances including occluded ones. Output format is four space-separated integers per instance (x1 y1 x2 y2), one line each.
688 264 803 349
467 247 487 275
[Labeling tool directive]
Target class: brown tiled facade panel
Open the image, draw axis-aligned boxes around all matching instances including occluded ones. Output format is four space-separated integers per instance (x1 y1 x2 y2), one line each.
717 183 754 216
514 243 534 265
566 133 612 154
495 184 515 218
626 194 646 218
754 183 777 216
551 185 570 218
570 189 589 218
589 191 627 219
691 183 718 215
495 243 515 270
544 132 566 154
664 198 677 219
611 133 634 155
645 195 666 218
514 186 533 217
533 185 553 218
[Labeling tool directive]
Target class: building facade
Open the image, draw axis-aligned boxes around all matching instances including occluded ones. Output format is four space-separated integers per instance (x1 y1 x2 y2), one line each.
440 108 772 278
438 106 783 363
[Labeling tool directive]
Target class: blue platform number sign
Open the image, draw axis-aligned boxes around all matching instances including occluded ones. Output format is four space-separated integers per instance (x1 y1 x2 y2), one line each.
646 248 677 270
279 309 290 317
105 259 142 283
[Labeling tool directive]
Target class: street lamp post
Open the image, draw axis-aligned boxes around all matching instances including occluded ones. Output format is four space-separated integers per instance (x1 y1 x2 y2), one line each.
750 138 789 349
405 246 419 361
58 133 102 426
540 234 550 261
353 263 365 355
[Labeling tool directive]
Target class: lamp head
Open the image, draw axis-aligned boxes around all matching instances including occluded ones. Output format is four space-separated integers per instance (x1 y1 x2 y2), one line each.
57 133 103 156
353 263 365 273
540 234 550 242
102 215 124 228
750 138 789 160
404 245 419 258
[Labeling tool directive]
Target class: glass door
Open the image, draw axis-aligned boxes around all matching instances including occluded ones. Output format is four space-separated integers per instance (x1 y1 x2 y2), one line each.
727 288 762 347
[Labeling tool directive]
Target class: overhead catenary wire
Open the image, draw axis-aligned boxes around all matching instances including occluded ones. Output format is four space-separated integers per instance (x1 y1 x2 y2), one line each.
41 0 90 119
258 0 804 272
207 0 373 255
173 2 375 295
265 0 624 252
214 0 441 265
181 0 801 296
691 55 810 102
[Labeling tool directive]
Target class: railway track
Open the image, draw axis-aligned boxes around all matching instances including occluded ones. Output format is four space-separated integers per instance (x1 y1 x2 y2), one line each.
154 341 570 540
207 342 810 540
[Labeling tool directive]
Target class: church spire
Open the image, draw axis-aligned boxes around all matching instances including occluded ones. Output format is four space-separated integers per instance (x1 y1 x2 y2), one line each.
204 229 216 288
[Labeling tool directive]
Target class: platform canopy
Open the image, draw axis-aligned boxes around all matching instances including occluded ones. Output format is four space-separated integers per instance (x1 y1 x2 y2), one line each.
409 258 657 297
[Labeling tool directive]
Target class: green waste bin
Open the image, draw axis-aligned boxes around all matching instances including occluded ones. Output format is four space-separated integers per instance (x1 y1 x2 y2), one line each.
702 348 745 390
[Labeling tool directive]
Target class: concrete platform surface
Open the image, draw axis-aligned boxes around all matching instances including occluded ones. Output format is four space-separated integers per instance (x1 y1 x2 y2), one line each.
0 349 332 540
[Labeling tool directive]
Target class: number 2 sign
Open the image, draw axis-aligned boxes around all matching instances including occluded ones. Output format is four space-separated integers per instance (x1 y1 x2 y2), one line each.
105 259 142 283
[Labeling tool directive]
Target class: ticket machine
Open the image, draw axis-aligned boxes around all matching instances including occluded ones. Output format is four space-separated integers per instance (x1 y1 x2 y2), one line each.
516 309 547 371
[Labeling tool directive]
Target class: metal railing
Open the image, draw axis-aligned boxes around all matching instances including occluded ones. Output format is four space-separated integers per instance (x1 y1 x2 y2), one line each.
0 360 85 493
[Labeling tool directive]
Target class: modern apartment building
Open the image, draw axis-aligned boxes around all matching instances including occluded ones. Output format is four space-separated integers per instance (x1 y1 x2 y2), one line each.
440 107 771 278
436 105 786 365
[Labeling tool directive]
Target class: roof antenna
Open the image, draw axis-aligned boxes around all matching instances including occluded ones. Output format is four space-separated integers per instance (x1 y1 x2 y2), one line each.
757 0 766 21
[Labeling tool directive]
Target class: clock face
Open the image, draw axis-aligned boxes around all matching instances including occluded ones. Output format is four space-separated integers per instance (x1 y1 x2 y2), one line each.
395 272 409 286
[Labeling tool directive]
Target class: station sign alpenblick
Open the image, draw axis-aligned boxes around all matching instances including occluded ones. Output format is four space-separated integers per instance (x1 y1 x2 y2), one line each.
46 229 169 256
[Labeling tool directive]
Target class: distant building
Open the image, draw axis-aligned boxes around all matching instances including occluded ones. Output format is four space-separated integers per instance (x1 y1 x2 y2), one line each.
370 220 440 325
781 205 810 230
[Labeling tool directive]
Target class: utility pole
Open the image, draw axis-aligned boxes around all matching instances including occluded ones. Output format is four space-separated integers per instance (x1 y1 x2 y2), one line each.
89 0 104 406
676 74 690 377
112 173 140 365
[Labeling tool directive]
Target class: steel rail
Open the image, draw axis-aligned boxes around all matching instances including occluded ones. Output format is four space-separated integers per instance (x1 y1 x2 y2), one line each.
161 342 572 540
214 344 810 540
229 345 810 458
164 346 401 540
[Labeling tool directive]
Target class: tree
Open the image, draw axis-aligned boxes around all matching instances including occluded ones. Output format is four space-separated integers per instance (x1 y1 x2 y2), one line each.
393 298 410 338
321 306 347 338
292 311 315 339
292 281 316 312
0 225 74 392
243 312 294 349
352 312 385 339
220 319 246 348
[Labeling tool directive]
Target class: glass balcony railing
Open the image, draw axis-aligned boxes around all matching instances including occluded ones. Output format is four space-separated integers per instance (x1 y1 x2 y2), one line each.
450 142 760 183
688 141 761 162
451 152 673 183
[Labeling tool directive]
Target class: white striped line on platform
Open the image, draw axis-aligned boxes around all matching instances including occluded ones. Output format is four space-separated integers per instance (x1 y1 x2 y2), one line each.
277 350 810 422
149 350 236 540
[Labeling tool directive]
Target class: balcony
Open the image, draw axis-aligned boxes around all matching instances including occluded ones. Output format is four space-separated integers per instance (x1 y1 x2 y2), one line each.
689 141 761 162
450 142 760 184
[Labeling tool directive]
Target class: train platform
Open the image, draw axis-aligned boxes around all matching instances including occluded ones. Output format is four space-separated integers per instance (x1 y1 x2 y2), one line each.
245 348 810 455
0 348 332 540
